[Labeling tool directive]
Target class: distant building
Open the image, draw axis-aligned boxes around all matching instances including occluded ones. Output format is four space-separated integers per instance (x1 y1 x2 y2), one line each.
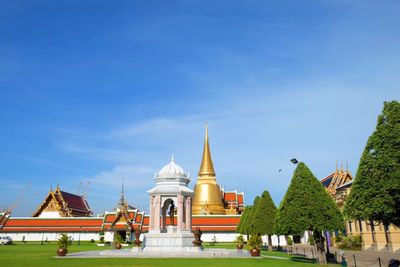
321 165 400 253
320 164 353 209
222 190 245 215
32 185 92 218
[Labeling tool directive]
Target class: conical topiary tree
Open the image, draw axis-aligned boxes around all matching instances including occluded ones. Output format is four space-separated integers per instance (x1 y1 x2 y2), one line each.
241 206 253 238
252 190 277 250
246 196 260 235
275 162 344 264
236 205 250 234
345 101 400 227
273 204 285 250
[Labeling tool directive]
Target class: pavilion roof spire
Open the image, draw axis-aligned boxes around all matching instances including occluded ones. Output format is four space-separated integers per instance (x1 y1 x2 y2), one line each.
118 178 127 209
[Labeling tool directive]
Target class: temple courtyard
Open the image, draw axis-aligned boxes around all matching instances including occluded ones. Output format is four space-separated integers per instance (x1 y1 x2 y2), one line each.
0 242 317 267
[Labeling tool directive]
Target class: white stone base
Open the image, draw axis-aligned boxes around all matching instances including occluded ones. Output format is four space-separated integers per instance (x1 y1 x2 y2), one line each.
91 248 250 258
142 226 199 253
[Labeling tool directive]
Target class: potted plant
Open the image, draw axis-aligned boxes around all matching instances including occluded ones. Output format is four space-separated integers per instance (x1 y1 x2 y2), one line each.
134 228 142 247
248 234 262 256
114 233 123 249
192 227 203 247
57 233 69 256
235 234 245 249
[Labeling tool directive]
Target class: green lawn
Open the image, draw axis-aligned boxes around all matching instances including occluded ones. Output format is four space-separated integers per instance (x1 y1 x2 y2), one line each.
0 242 319 267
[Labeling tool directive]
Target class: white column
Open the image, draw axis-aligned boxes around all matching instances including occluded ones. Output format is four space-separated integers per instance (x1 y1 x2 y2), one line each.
177 194 184 230
186 197 192 230
149 196 155 230
153 195 161 232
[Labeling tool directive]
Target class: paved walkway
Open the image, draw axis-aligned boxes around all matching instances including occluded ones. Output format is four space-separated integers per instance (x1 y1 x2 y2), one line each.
61 248 251 258
286 245 399 267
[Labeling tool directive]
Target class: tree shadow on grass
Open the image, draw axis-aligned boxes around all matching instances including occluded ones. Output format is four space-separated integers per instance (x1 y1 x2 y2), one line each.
290 256 317 264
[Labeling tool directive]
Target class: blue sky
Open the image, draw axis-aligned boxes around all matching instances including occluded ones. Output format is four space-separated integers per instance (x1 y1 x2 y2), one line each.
0 0 399 216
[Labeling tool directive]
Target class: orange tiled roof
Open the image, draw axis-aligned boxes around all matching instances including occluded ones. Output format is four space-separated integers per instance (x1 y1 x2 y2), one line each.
1 212 242 233
224 192 237 201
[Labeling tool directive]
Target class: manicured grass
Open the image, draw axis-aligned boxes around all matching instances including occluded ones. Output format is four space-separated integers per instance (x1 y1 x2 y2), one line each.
0 242 319 267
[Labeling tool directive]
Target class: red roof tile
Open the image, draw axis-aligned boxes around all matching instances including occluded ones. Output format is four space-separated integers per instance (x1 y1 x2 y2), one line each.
224 192 237 201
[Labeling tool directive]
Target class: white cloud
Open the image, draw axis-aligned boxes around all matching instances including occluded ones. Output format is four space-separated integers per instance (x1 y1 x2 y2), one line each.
57 80 399 210
58 142 139 164
91 164 155 187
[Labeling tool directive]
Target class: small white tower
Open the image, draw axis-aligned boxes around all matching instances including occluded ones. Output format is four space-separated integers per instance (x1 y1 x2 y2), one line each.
142 157 197 252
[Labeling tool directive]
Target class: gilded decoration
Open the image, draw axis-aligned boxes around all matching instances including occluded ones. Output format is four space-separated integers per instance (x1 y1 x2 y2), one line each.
192 125 227 215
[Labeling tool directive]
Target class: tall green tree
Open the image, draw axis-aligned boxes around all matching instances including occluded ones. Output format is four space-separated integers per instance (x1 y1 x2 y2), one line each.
345 101 400 227
275 162 343 264
252 190 277 250
273 206 284 250
246 196 260 235
236 205 251 234
241 206 253 237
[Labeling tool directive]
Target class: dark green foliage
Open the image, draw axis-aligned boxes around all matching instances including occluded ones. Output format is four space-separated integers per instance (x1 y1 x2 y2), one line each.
252 190 277 236
273 205 284 236
241 206 253 235
246 196 260 234
275 162 344 235
345 101 400 227
236 206 251 234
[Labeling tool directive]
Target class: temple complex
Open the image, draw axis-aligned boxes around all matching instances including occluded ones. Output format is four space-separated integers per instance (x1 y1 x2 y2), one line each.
0 125 244 243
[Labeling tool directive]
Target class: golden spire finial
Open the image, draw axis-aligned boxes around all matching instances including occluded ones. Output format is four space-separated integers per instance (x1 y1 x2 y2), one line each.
198 123 215 177
205 121 208 141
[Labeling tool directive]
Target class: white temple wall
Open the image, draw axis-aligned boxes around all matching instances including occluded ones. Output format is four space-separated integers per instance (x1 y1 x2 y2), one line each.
104 231 114 242
0 232 100 242
38 212 61 218
201 233 287 246
201 233 238 242
1 231 289 245
300 231 310 244
261 235 288 246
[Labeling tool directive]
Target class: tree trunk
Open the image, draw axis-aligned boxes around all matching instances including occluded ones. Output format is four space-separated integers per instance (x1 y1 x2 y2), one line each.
268 235 273 251
277 235 281 251
314 231 327 265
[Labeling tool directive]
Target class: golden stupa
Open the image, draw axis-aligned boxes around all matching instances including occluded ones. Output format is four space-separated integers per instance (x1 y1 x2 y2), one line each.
192 124 226 215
